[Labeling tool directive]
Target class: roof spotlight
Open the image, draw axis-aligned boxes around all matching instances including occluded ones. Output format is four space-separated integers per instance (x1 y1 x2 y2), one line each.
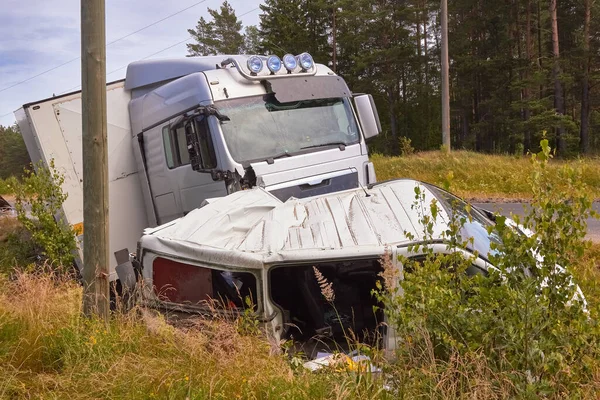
247 56 264 74
266 55 282 73
298 53 314 71
282 54 297 72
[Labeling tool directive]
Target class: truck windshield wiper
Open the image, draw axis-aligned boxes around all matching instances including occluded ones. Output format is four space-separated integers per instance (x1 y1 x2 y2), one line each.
301 142 347 150
265 151 292 164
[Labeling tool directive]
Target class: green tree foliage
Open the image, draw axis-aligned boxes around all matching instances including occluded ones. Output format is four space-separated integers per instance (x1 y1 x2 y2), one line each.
186 0 600 155
243 25 262 54
0 124 30 179
187 1 244 56
259 0 330 62
253 0 600 156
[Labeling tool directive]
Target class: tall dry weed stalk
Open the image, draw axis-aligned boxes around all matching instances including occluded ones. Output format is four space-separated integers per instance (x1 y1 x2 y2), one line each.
313 266 335 303
378 249 399 291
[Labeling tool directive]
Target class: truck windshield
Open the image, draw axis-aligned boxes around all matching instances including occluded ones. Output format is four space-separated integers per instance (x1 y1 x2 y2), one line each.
215 95 360 163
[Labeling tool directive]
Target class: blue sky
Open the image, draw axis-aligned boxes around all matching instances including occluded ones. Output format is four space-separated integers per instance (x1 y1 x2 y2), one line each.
0 0 263 127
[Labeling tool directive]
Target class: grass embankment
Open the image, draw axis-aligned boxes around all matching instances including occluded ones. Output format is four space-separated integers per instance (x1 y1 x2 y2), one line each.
372 151 600 201
0 273 385 399
0 247 598 399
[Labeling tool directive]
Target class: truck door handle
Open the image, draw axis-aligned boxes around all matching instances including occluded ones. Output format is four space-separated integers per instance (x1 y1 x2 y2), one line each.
299 179 331 191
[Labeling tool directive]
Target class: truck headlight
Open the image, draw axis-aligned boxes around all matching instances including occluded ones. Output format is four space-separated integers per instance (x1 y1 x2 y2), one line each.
283 54 297 72
267 55 282 73
298 53 314 71
247 56 263 74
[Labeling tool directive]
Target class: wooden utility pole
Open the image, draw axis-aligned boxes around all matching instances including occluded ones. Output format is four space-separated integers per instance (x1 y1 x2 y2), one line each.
82 0 109 319
332 6 337 73
441 0 451 151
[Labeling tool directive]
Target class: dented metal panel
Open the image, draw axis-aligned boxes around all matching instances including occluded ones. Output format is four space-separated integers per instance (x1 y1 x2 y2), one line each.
140 179 450 271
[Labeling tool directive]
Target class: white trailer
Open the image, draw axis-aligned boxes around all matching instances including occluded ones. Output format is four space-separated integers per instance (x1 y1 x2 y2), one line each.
15 81 148 279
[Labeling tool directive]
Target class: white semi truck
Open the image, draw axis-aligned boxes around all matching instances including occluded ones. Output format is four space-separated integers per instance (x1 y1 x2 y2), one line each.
15 53 381 281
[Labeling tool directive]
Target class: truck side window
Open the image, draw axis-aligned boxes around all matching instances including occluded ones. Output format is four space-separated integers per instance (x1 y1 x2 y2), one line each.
176 127 190 165
186 117 217 171
162 125 190 169
162 126 176 168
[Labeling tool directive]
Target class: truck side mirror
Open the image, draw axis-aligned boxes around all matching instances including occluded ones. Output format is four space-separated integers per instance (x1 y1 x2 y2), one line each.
354 94 381 139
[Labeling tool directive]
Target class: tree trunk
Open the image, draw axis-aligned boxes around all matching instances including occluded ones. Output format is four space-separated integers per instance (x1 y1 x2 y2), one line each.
416 8 422 59
550 0 565 155
441 0 451 150
580 0 591 154
474 74 482 151
537 0 544 100
388 88 398 155
423 0 429 88
524 0 533 151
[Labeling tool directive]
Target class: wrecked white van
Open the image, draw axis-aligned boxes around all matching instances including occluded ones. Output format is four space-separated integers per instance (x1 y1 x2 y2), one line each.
135 179 516 356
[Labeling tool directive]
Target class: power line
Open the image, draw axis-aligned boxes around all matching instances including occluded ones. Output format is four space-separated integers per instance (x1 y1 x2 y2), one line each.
0 6 261 119
58 37 194 94
0 0 211 94
60 7 260 94
0 111 14 120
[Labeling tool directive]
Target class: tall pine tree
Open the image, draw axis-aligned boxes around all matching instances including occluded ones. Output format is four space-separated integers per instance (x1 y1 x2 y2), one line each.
187 1 244 56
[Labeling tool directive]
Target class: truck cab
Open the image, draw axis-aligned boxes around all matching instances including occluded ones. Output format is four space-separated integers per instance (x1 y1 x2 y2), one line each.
126 54 380 225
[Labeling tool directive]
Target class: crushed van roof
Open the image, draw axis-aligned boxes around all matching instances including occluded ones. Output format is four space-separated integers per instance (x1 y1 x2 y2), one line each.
140 179 450 269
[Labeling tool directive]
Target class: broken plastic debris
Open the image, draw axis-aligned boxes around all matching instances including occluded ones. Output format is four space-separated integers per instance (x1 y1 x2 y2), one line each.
303 351 382 373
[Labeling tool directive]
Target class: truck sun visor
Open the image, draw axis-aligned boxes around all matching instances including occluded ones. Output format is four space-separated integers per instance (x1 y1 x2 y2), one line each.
265 76 352 103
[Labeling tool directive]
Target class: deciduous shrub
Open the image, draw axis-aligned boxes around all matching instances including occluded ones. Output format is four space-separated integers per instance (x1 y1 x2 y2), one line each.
377 140 600 397
9 160 77 271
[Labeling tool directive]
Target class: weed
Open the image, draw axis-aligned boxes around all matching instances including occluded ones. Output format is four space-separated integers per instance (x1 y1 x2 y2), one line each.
0 271 388 399
398 137 415 156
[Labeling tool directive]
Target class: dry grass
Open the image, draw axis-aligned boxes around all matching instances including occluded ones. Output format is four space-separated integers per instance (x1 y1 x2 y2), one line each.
1 262 599 399
372 151 600 201
0 215 19 243
0 272 387 399
572 243 600 306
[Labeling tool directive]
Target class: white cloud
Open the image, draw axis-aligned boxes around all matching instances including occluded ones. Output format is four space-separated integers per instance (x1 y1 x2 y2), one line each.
0 0 263 127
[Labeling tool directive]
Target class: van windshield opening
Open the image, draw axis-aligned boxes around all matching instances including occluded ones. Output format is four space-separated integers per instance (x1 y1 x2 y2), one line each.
215 95 360 163
425 184 503 261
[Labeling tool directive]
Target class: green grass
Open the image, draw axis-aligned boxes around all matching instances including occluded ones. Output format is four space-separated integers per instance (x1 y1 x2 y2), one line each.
573 243 600 306
372 151 600 201
0 178 11 195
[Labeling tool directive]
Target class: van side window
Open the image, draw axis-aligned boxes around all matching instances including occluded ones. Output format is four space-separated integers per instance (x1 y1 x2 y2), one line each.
152 257 258 308
162 125 190 169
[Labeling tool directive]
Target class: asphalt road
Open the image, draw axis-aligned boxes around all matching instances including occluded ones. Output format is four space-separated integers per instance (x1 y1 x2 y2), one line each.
473 202 600 243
